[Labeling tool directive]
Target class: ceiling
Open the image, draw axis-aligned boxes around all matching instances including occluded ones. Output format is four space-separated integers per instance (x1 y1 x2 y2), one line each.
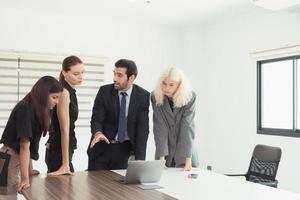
0 0 278 26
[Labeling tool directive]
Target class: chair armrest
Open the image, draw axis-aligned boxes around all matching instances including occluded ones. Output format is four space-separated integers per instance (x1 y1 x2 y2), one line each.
225 173 247 177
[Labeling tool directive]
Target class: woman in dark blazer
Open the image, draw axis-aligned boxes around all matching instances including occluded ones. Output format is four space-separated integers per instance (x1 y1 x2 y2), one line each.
151 67 198 171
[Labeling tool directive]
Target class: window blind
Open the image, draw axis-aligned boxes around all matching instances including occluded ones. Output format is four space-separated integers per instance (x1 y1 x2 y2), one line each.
0 52 107 135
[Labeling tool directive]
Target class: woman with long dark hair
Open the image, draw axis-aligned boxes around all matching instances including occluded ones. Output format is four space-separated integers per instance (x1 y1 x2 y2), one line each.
46 55 84 176
0 76 63 192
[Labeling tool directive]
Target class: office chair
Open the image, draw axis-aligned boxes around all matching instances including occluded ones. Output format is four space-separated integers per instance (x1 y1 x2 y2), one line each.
227 144 282 188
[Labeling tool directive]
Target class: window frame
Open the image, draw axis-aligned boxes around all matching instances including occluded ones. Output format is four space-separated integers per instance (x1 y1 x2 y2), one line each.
257 55 300 137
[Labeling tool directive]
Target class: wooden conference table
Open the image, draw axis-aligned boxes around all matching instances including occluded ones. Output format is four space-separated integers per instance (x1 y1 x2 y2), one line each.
21 170 175 200
11 168 300 200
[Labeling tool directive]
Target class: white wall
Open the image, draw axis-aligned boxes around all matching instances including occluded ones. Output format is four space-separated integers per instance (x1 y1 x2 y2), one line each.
182 9 300 192
2 5 300 194
0 7 183 172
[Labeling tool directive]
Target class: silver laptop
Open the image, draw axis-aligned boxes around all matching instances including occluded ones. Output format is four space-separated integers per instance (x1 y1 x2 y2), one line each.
124 160 165 184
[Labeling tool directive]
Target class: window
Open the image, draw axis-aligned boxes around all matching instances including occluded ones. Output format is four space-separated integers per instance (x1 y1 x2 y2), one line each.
257 56 300 137
0 52 107 135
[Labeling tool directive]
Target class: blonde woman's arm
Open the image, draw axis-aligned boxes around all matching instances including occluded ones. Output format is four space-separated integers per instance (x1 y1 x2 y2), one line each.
178 92 197 171
151 94 169 160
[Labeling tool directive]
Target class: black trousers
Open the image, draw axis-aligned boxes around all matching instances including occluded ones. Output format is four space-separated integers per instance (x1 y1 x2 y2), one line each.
45 146 75 173
87 141 131 170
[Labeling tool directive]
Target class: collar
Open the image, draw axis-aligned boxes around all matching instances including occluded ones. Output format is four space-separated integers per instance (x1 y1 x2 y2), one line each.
62 79 76 93
118 85 133 97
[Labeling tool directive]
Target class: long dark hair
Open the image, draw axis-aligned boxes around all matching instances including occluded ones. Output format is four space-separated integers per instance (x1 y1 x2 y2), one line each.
59 56 83 81
23 76 63 135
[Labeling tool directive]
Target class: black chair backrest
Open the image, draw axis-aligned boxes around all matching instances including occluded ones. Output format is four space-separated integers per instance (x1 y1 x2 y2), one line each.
246 144 281 183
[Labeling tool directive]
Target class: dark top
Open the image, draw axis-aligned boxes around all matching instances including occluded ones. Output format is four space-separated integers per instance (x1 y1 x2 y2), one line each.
167 97 174 112
48 80 78 150
0 100 42 160
89 84 150 160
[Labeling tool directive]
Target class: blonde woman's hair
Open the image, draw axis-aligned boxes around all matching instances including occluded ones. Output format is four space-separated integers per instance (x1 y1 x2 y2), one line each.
153 67 193 107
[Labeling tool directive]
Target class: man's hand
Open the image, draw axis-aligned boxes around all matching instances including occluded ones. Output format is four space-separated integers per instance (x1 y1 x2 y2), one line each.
90 132 110 148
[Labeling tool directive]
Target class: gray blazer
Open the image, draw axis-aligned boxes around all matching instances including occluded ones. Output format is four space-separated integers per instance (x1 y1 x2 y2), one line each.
151 92 199 167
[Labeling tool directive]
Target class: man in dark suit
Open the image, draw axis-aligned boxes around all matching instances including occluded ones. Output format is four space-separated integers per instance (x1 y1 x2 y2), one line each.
87 59 150 170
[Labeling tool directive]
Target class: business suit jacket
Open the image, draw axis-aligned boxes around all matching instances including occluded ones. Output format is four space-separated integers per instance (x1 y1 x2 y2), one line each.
89 84 150 160
151 92 199 167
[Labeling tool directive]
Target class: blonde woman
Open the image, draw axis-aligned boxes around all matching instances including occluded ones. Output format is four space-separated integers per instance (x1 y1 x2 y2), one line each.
151 67 198 171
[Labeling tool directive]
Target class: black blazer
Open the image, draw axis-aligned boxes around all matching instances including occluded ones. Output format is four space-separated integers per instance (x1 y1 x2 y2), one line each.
89 84 150 160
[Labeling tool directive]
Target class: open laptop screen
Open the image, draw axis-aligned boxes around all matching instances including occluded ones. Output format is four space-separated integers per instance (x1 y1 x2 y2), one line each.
124 160 165 184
